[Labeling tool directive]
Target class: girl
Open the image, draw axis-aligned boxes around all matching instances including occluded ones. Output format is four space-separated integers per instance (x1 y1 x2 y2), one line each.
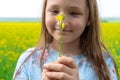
13 0 118 80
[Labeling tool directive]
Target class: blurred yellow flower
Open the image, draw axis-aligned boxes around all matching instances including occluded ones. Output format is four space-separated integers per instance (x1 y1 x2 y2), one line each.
62 23 65 29
56 14 65 30
115 40 119 45
56 14 65 22
0 59 2 63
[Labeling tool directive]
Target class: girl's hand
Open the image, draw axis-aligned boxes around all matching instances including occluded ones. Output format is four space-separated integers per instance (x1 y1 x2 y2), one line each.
42 56 79 80
42 62 57 80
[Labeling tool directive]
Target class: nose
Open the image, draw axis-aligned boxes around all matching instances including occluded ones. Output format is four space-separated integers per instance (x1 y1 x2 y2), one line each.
56 13 69 27
56 18 69 28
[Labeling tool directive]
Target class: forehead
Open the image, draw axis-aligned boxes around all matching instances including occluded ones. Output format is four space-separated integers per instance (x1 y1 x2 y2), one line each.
46 0 87 9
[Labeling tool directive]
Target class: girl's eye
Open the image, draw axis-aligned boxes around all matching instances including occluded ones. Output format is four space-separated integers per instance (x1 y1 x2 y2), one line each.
70 12 81 15
50 10 59 14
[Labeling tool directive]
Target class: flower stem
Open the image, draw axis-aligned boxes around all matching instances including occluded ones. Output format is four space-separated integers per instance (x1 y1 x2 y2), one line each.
58 22 62 57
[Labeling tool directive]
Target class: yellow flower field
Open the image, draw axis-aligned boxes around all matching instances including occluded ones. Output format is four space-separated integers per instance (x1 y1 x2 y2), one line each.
0 22 120 79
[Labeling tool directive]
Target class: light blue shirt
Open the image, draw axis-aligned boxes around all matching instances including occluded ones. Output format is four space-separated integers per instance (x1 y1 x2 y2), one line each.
13 47 118 80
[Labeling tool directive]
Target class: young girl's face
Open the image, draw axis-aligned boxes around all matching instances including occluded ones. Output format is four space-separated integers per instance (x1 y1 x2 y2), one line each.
45 0 89 43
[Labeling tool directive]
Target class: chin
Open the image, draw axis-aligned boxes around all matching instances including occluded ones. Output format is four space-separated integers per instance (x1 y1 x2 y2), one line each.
56 38 72 43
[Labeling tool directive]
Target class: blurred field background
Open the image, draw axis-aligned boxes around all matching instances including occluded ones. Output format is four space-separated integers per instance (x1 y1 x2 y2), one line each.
0 22 120 80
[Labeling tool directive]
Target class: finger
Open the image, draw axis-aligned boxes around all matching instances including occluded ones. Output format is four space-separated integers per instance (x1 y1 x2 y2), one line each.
43 63 73 75
42 69 50 80
57 56 77 68
46 71 72 80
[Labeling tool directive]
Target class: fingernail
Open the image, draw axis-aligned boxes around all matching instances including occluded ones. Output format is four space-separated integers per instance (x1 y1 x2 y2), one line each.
44 64 49 68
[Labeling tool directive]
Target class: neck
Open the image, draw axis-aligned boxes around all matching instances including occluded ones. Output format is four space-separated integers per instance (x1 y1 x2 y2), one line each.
51 39 81 56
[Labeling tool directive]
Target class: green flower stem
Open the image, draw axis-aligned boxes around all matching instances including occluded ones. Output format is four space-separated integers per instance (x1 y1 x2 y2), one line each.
58 22 62 57
56 14 65 57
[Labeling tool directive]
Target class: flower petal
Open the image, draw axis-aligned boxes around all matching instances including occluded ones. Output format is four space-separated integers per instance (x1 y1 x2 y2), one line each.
62 23 65 29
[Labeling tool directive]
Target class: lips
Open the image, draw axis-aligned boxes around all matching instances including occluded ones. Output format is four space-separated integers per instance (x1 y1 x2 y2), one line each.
55 28 72 32
54 27 72 32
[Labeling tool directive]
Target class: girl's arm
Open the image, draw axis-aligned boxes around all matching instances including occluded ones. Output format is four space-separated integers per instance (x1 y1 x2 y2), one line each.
13 64 28 80
13 48 34 80
105 55 118 80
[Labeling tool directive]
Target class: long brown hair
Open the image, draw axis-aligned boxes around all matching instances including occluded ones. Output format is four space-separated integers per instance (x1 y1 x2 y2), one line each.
38 0 118 80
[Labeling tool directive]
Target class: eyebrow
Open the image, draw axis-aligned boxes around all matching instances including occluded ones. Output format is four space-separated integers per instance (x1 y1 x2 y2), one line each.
47 4 84 11
68 6 84 11
47 4 59 8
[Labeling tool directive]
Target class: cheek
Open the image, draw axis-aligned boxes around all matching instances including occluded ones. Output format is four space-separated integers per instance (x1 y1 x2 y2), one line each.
46 16 53 28
71 19 86 35
71 19 86 30
45 16 56 33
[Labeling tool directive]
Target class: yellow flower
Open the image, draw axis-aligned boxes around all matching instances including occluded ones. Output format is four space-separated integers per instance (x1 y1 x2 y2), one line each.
62 23 65 29
56 14 65 22
0 59 2 63
56 14 65 29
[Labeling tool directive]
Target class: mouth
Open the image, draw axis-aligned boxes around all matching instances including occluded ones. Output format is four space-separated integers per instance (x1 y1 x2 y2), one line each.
54 28 72 35
54 27 72 31
54 28 72 32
